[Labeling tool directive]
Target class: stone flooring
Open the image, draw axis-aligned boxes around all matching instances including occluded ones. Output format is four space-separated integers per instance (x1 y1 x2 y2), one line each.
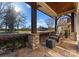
15 47 47 57
53 39 79 57
0 39 79 57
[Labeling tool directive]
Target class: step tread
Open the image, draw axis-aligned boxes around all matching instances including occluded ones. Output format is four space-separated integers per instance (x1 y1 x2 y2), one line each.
62 40 77 45
47 49 63 57
59 40 78 53
54 46 79 56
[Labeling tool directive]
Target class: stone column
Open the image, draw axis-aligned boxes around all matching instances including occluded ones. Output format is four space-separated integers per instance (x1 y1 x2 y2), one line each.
28 2 39 50
28 34 39 50
69 12 77 41
76 3 79 49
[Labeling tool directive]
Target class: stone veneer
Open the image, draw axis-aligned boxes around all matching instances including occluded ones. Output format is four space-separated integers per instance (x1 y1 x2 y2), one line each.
69 32 77 41
28 34 40 50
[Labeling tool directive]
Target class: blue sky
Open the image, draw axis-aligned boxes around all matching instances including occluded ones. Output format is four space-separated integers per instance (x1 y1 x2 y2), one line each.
13 2 55 28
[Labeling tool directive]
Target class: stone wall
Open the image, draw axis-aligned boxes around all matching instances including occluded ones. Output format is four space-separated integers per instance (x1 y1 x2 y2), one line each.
39 33 49 45
39 31 55 45
28 34 40 50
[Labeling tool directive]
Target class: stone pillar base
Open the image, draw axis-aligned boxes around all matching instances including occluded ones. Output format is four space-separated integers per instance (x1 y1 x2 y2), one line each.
77 35 79 49
28 34 39 50
69 32 77 41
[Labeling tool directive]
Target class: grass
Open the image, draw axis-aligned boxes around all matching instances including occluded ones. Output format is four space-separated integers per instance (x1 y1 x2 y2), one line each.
0 30 31 34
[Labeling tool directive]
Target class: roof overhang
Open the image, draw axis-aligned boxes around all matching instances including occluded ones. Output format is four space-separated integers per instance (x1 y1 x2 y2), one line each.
37 2 77 17
26 2 77 18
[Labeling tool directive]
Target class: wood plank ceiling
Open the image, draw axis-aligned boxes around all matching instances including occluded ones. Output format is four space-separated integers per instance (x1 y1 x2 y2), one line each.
37 2 76 17
46 2 76 14
26 2 77 17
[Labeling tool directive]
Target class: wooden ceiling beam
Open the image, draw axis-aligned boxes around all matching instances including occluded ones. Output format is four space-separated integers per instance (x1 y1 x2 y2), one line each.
57 9 76 17
37 2 57 17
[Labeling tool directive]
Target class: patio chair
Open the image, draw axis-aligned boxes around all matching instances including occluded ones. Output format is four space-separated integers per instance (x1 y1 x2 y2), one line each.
48 32 61 43
46 31 63 49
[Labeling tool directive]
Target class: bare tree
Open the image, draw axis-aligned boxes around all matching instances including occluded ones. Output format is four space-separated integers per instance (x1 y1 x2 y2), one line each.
46 18 54 30
4 3 26 32
15 13 26 31
0 2 11 28
0 2 26 33
4 4 17 32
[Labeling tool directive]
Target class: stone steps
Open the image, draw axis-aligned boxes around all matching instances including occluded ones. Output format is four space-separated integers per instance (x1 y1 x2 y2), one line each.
52 40 79 57
53 44 79 57
47 48 63 57
61 39 77 45
58 40 77 53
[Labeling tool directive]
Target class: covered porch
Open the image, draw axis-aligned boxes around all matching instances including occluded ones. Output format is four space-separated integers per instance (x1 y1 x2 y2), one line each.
27 2 77 49
0 2 79 57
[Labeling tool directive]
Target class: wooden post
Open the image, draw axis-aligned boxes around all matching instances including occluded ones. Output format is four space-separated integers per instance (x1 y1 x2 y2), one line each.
55 17 58 33
31 2 37 34
71 12 74 32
